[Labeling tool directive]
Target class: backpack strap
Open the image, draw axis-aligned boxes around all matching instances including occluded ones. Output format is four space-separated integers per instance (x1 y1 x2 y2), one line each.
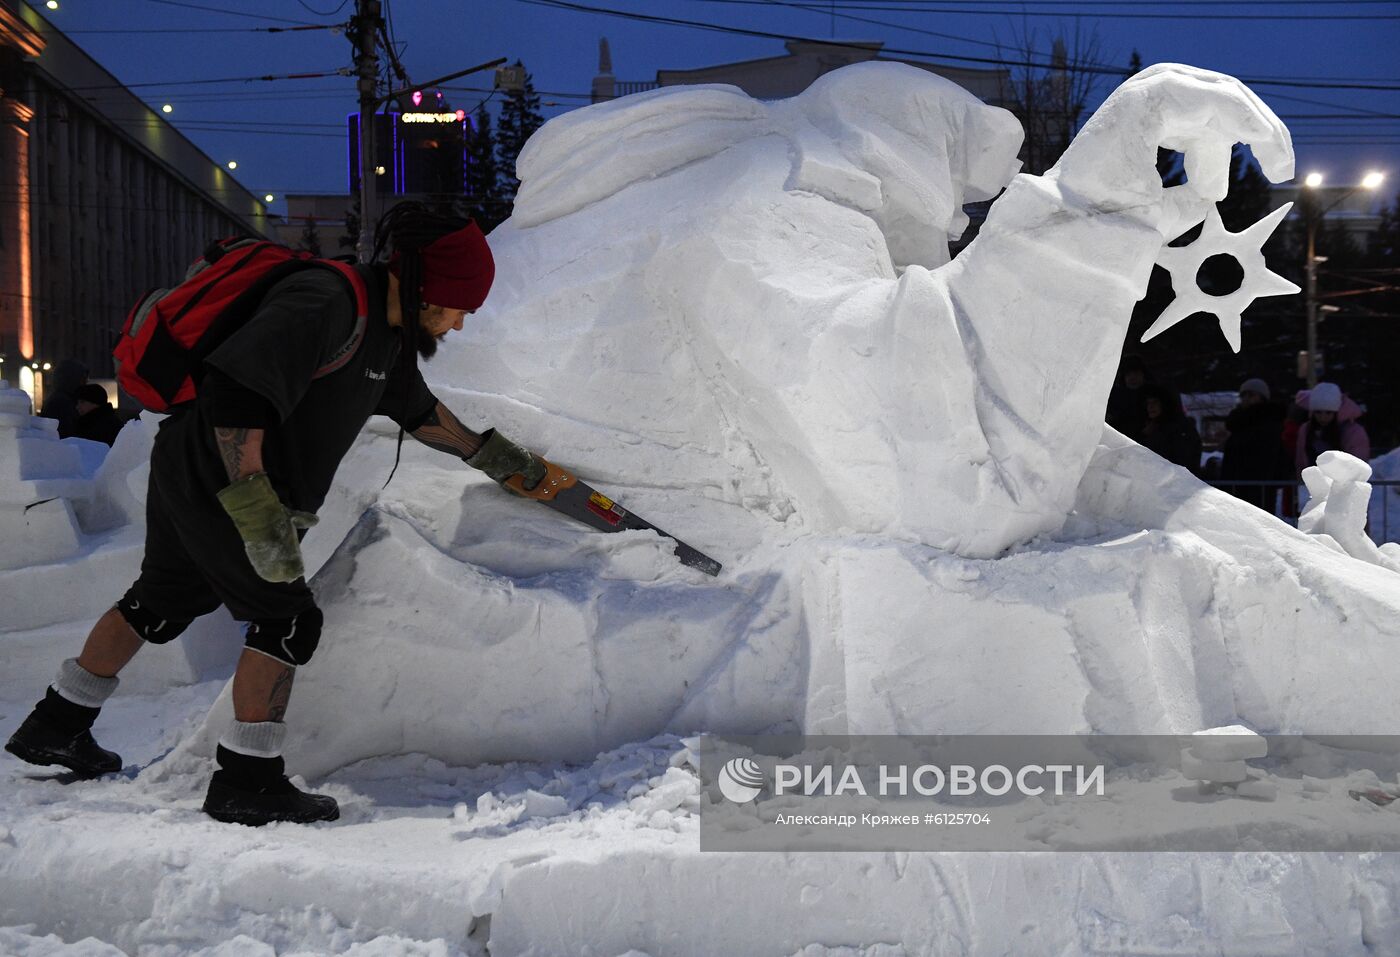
310 260 369 380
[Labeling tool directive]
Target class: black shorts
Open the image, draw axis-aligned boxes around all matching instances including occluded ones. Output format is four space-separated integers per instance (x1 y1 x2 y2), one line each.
125 458 316 624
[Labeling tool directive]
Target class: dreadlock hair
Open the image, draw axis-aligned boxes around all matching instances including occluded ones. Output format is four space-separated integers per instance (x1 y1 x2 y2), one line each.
372 201 471 361
372 202 471 487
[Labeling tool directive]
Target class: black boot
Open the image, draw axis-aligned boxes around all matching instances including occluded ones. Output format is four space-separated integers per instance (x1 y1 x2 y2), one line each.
5 688 122 778
202 745 339 826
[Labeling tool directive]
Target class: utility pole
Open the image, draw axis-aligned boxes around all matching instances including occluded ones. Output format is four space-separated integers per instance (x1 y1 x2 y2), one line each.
1305 205 1321 388
1299 171 1385 387
351 0 381 264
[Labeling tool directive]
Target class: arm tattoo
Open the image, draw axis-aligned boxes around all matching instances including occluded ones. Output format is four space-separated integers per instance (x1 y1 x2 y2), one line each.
267 667 294 723
214 427 265 481
215 427 249 479
410 402 484 461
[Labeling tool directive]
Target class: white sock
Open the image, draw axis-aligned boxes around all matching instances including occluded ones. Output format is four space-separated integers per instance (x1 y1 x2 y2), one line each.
52 658 119 709
218 720 287 759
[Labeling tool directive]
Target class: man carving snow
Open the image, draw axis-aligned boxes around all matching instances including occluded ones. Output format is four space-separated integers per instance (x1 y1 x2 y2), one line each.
5 204 552 825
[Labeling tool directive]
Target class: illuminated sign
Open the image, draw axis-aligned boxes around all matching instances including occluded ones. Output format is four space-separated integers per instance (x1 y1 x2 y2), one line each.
401 111 467 124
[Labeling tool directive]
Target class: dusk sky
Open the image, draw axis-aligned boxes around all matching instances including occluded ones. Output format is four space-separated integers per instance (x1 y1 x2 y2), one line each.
36 0 1400 216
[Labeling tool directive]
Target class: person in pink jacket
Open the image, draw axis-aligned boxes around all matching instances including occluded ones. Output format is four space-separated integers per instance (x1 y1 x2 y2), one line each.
1294 381 1370 477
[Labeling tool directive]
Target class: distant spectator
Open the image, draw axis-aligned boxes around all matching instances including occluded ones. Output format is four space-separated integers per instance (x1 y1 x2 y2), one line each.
1279 400 1309 517
1294 381 1370 476
1220 377 1290 511
40 359 87 437
1106 354 1153 440
71 383 124 447
1138 383 1202 472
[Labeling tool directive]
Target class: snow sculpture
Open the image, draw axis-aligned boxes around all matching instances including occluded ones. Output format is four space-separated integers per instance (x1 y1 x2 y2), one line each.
1299 450 1400 573
69 413 155 534
0 381 88 569
1180 725 1275 799
459 62 1296 558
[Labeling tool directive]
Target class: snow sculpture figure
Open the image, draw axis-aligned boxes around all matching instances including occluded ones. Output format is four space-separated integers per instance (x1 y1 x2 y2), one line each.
1299 451 1400 573
451 62 1296 558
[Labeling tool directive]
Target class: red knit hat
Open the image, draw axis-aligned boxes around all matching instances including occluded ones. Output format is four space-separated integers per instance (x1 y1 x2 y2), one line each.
391 221 495 312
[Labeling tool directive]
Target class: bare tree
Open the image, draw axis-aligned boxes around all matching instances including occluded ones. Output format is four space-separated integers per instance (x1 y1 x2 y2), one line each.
994 22 1109 175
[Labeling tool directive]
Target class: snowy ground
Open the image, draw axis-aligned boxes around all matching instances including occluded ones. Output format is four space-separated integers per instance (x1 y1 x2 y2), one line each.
6 672 1400 957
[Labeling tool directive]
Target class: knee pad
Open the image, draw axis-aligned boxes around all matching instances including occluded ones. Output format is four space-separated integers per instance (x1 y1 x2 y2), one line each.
116 590 192 645
245 607 323 667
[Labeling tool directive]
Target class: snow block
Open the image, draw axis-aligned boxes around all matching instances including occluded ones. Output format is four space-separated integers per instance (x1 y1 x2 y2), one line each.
71 414 155 534
1189 725 1268 761
1234 776 1278 801
0 496 83 570
1180 751 1250 784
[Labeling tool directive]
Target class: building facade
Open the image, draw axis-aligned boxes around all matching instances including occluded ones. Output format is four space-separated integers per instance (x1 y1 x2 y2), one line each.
592 37 1012 107
271 193 352 255
347 107 476 199
0 0 269 405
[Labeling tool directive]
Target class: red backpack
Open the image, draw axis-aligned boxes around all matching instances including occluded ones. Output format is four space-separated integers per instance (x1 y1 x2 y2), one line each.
115 238 369 412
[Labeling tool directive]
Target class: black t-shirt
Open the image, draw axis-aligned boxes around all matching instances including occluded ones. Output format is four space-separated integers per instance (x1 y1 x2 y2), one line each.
153 264 435 514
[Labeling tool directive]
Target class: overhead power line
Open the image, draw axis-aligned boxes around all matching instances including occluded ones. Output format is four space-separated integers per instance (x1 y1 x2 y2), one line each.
142 0 323 26
790 0 1400 5
754 0 1024 53
152 125 347 138
60 70 352 92
297 0 353 14
62 25 341 34
748 0 1400 86
703 0 1400 17
99 115 349 128
1264 92 1400 117
517 0 1400 89
129 88 352 102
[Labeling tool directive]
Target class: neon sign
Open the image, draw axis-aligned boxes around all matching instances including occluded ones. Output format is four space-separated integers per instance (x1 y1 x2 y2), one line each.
401 110 467 124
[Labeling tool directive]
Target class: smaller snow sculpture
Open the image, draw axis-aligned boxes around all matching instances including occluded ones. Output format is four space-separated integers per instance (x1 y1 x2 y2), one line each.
1299 451 1400 573
1181 725 1275 800
0 381 88 569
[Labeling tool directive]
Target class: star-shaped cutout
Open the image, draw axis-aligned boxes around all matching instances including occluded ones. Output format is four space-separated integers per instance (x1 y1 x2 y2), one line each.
1141 203 1300 352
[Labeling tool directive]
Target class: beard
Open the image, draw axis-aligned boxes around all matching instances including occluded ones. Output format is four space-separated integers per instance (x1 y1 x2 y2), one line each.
414 320 446 360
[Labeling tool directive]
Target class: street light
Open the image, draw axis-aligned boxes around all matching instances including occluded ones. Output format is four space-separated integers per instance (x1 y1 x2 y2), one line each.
1300 170 1385 386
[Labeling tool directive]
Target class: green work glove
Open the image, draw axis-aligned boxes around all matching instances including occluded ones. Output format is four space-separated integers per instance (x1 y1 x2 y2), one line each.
467 429 547 491
215 472 318 583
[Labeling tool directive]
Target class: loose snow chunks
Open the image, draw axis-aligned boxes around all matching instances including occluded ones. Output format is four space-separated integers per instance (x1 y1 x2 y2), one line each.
461 62 1293 559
